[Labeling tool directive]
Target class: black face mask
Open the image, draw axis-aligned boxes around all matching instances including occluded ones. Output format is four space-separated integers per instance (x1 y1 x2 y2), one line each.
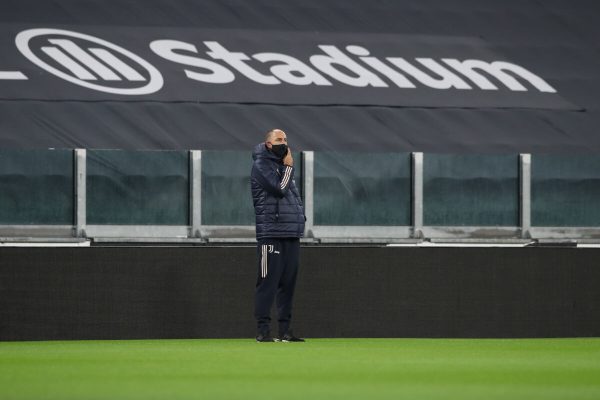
270 143 288 159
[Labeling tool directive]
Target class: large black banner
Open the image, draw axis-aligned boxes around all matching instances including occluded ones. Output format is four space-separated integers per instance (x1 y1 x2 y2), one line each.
1 246 599 340
0 24 577 109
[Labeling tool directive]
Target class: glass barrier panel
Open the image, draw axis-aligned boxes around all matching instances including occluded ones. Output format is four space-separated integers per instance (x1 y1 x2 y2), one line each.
202 150 302 225
87 150 189 225
314 152 411 226
0 149 73 224
423 154 519 226
532 155 600 227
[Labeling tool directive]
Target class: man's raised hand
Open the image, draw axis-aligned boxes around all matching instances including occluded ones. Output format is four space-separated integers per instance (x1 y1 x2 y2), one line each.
283 147 293 166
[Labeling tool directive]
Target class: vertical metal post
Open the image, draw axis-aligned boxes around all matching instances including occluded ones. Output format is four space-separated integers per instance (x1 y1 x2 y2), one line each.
520 153 532 239
190 150 202 238
412 152 424 239
74 148 86 238
302 151 314 238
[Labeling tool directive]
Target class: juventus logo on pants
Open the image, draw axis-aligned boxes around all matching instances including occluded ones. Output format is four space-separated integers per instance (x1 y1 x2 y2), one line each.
254 238 300 336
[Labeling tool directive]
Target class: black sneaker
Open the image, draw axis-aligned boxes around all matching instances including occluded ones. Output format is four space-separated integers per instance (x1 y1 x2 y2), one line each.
256 333 275 342
276 331 305 342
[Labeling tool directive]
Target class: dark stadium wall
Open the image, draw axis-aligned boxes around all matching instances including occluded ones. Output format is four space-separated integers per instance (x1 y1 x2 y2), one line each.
1 246 599 341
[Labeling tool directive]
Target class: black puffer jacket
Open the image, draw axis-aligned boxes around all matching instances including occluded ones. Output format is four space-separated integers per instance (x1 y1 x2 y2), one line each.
250 143 305 239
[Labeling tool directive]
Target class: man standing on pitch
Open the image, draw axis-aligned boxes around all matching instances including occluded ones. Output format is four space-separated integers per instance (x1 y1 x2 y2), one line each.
250 129 306 343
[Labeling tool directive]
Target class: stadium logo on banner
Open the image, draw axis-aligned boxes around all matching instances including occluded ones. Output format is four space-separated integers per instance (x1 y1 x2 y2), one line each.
12 28 559 97
15 28 164 95
3 26 573 109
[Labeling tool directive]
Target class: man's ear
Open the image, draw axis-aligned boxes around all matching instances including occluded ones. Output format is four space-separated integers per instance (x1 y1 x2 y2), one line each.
265 141 272 149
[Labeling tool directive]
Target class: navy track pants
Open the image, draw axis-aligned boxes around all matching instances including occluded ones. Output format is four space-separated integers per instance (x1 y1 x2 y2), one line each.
254 237 300 336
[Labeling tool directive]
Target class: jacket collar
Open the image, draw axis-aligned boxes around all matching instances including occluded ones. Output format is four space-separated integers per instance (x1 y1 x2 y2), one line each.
252 142 282 163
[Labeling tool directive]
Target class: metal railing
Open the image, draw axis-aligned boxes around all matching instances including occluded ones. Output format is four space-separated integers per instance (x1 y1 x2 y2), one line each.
1 149 599 244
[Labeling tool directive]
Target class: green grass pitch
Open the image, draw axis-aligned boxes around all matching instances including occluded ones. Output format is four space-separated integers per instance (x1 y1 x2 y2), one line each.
1 338 599 399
